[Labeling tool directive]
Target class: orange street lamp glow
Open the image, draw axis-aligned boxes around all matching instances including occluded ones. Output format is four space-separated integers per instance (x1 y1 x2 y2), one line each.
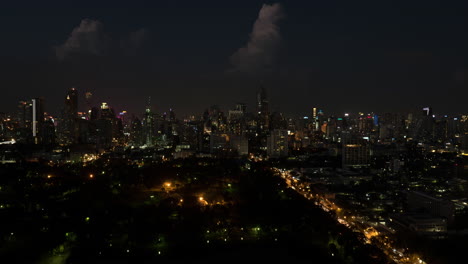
89 174 94 179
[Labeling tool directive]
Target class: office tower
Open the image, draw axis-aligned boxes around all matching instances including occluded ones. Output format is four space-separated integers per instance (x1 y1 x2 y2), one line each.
341 131 370 168
17 100 33 143
228 103 245 136
230 135 249 156
85 90 93 119
204 105 226 133
16 98 44 144
269 112 287 131
311 107 320 131
130 116 143 146
118 110 128 131
100 102 114 120
447 117 461 139
142 98 155 147
60 88 78 145
357 114 374 136
95 118 113 149
17 100 32 130
267 129 288 158
169 108 176 122
379 113 404 142
31 98 44 144
416 107 435 142
65 88 78 117
209 132 228 154
325 116 338 141
42 117 56 145
235 103 246 113
257 86 270 131
91 102 115 149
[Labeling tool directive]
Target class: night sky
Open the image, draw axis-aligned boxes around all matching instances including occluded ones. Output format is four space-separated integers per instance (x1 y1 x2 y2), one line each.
0 0 467 117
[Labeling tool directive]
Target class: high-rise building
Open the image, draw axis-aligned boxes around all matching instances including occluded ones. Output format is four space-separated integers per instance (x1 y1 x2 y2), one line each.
142 98 155 147
41 117 56 145
17 100 32 130
169 108 176 122
341 132 370 168
311 107 319 131
228 103 245 136
31 98 44 144
85 90 93 119
256 86 270 131
235 103 246 113
130 116 143 146
267 129 288 158
60 88 78 145
230 135 249 156
209 132 228 154
16 98 44 144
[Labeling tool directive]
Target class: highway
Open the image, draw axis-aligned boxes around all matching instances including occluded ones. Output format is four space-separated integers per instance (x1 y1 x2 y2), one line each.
273 167 427 264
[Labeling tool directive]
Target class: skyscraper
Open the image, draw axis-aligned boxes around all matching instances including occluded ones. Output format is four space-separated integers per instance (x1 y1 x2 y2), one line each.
65 88 78 118
267 129 288 158
341 131 370 168
16 98 44 144
31 98 44 144
60 88 78 145
256 86 270 131
142 97 155 147
85 90 93 119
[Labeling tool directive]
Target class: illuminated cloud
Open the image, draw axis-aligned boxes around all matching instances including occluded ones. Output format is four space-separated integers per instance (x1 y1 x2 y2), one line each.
55 19 109 60
230 3 284 73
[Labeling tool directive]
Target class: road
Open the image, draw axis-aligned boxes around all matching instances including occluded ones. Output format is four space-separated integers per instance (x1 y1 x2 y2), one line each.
273 167 427 264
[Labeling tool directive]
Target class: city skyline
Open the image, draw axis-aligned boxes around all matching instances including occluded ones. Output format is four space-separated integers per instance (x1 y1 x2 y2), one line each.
1 0 467 116
1 2 468 263
4 85 465 122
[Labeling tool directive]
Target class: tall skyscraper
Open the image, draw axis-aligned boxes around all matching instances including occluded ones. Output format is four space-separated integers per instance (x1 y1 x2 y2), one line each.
16 98 44 144
17 100 32 130
31 98 44 144
85 90 93 119
235 103 246 113
65 88 78 118
142 97 155 147
60 88 78 145
267 129 289 158
256 86 270 131
130 116 143 146
341 131 370 168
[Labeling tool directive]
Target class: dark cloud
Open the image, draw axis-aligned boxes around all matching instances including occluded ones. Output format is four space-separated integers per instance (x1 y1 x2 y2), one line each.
230 3 284 73
55 19 110 60
56 19 149 60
